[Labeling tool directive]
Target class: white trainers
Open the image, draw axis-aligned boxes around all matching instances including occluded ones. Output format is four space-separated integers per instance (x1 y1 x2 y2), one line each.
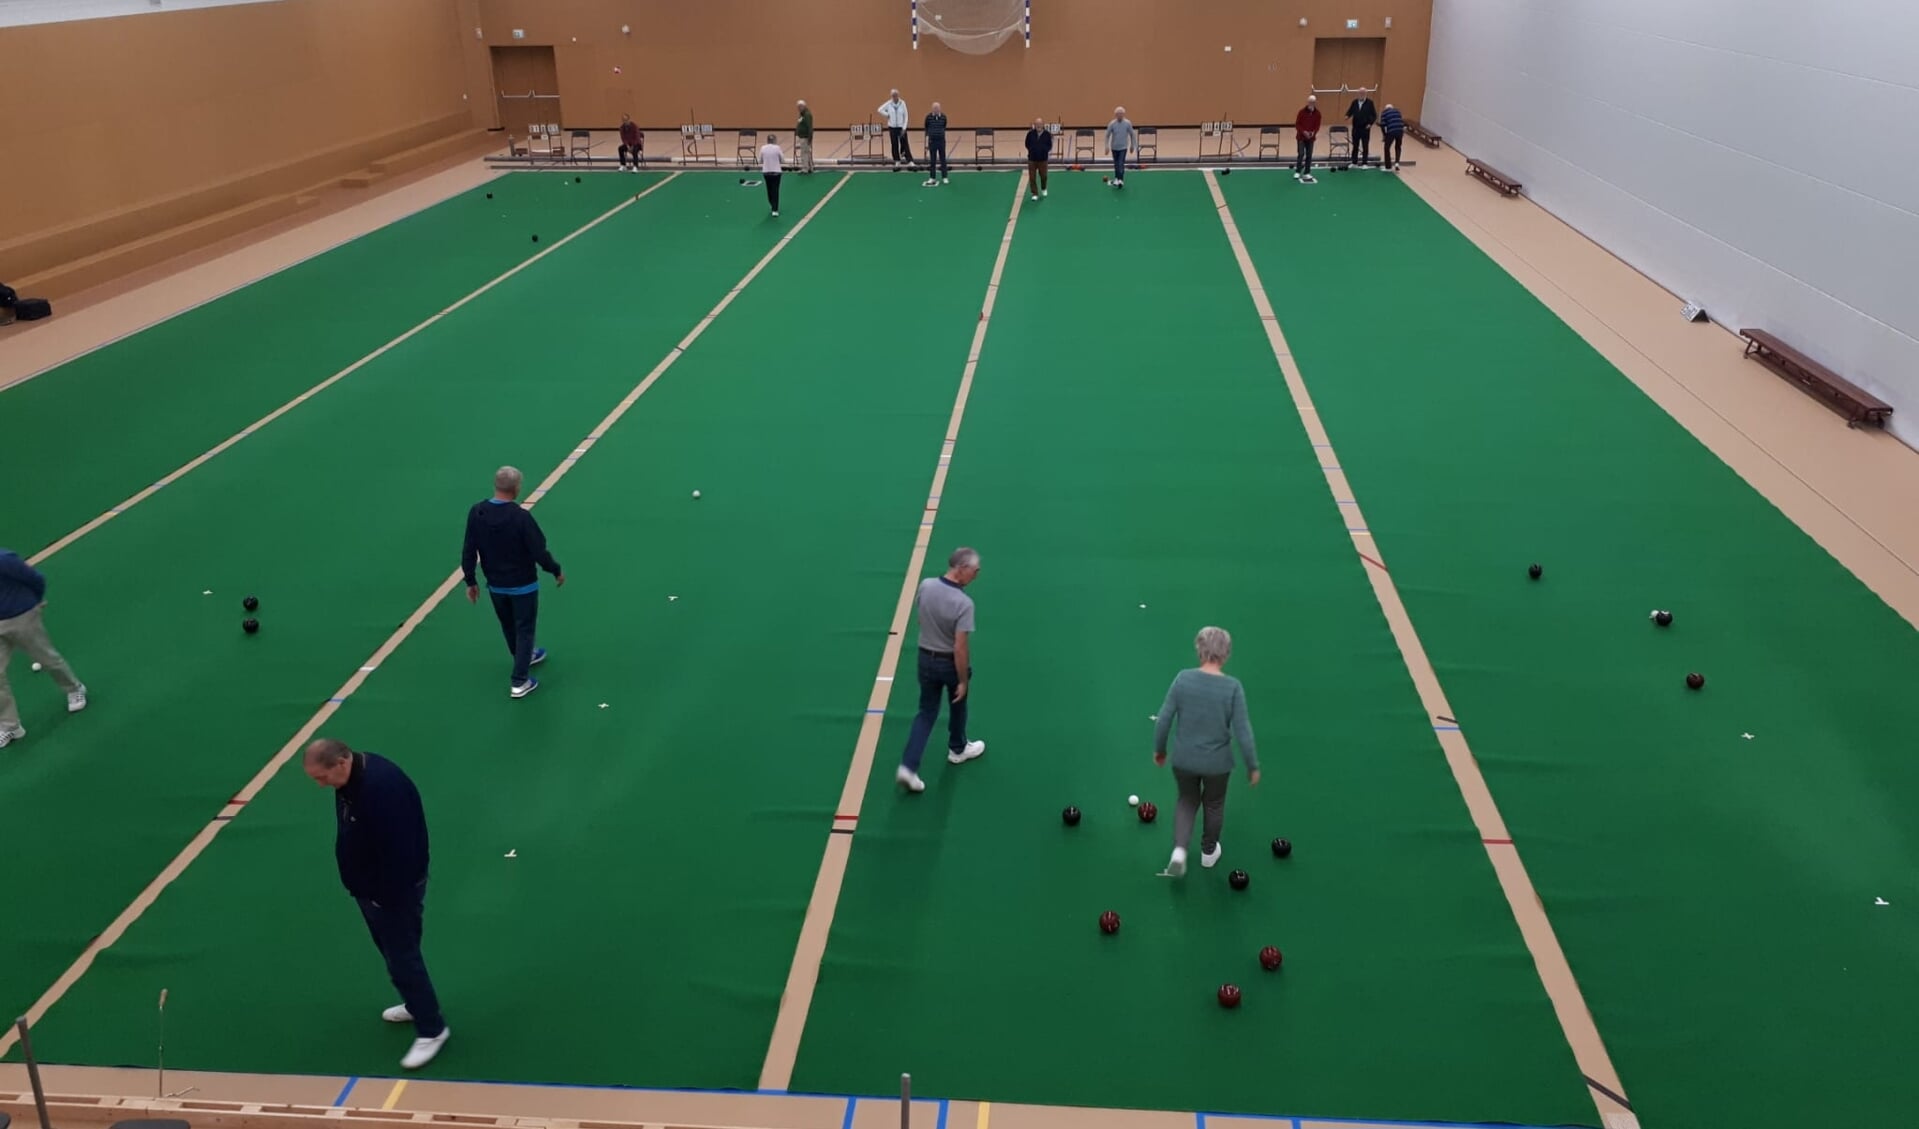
1164 847 1188 878
941 177 950 185
509 678 539 699
400 1028 449 1070
896 765 926 793
1041 188 1048 197
923 178 938 187
772 210 780 217
0 725 23 749
67 685 88 713
1030 193 1039 201
1201 842 1222 869
947 740 985 765
383 1004 413 1024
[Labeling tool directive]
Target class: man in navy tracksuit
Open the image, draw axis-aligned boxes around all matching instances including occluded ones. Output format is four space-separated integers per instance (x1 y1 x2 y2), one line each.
304 738 447 1070
461 466 564 698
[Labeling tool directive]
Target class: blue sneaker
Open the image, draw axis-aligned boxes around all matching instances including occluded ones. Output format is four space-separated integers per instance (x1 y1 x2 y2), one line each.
509 677 539 700
530 647 548 666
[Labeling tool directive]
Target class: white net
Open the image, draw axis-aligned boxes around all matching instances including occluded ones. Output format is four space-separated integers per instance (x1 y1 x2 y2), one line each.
917 0 1026 55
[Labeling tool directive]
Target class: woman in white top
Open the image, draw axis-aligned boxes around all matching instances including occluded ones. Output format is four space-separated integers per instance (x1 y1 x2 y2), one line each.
759 134 785 218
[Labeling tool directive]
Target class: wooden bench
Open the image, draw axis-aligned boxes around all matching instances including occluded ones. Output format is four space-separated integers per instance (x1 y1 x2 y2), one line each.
1464 157 1522 196
1739 329 1892 428
1406 120 1442 148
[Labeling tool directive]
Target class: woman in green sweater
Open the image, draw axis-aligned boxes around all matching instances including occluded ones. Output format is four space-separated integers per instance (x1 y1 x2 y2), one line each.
1153 626 1259 877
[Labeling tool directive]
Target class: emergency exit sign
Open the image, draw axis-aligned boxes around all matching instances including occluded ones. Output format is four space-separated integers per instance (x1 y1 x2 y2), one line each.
1347 19 1360 29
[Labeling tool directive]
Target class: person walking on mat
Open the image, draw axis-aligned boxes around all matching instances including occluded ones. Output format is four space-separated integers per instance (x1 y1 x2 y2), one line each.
1106 106 1136 187
462 466 564 698
1153 626 1259 878
760 133 785 216
304 738 448 1070
922 101 950 186
0 547 86 749
896 547 987 794
878 88 913 169
1294 95 1322 182
1379 102 1407 171
1025 117 1053 200
795 99 815 174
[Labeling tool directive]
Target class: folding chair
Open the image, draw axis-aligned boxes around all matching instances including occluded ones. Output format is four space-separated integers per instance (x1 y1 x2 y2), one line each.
1258 126 1283 161
535 124 566 163
1135 126 1158 163
736 129 759 169
1327 125 1351 164
973 127 996 166
1073 127 1096 164
569 129 593 163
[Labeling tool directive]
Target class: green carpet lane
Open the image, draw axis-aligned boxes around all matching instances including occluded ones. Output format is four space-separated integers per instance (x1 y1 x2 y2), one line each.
789 172 1594 1127
0 171 829 1030
21 173 1023 1088
1221 169 1919 1129
1 172 656 556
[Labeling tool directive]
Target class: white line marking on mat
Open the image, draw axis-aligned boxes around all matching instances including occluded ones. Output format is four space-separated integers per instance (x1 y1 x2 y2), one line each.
0 171 854 1058
1202 169 1634 1125
757 172 1030 1092
25 173 685 569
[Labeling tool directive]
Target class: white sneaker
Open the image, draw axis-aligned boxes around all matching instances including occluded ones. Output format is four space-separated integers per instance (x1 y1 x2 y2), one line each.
383 1004 413 1024
923 178 938 187
509 678 539 699
0 725 23 749
1201 843 1222 869
67 685 88 713
1164 847 1188 878
1041 188 1048 197
948 740 985 765
772 210 780 217
896 765 925 793
400 1027 449 1070
941 178 950 185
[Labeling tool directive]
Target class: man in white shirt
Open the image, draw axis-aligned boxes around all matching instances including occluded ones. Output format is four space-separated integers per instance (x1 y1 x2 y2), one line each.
1106 106 1137 188
759 134 784 218
878 88 913 170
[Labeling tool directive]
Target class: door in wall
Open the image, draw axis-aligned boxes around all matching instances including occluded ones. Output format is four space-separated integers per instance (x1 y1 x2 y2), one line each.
1311 37 1385 123
492 45 562 137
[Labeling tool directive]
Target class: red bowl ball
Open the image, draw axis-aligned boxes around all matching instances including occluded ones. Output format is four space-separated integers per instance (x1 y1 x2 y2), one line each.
1098 910 1120 935
1217 983 1242 1008
1259 946 1283 971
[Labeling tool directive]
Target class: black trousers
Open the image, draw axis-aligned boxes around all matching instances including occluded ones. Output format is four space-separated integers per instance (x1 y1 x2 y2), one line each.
1383 131 1405 167
618 143 643 168
1295 136 1315 175
1351 125 1372 163
358 881 444 1038
925 136 948 177
489 590 538 685
889 127 914 164
764 171 782 211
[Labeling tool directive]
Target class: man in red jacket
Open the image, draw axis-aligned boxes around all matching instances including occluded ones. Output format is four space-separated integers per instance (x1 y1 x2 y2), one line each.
1294 95 1322 183
618 114 644 172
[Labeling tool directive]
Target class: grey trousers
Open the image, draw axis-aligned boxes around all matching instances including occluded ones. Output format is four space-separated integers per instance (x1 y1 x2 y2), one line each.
0 605 82 730
1173 768 1230 854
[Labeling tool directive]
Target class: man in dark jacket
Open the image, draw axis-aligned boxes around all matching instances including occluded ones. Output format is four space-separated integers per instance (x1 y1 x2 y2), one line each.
305 738 448 1070
0 548 87 750
1024 117 1053 201
618 115 644 172
1294 95 1322 182
922 101 950 187
1345 93 1378 166
1379 103 1407 171
462 466 564 698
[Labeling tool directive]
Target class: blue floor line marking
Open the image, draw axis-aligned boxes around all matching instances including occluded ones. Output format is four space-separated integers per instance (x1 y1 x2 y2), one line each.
841 1096 858 1129
1434 724 1461 732
937 1098 949 1129
331 1077 359 1107
1196 1114 1208 1129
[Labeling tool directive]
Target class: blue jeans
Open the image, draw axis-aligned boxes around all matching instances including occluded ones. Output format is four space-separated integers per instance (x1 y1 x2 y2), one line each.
1112 146 1127 182
358 881 445 1038
900 650 970 773
489 590 538 685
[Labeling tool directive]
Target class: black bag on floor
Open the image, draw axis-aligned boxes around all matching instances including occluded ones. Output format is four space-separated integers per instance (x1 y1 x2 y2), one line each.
0 284 16 307
15 297 52 320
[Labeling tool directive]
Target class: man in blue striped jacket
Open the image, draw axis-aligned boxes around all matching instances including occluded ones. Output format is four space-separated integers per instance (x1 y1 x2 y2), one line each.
1379 103 1407 171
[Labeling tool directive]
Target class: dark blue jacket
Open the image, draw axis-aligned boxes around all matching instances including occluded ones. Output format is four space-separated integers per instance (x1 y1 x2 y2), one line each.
1379 107 1406 135
462 499 562 592
1025 129 1053 161
0 549 47 621
334 753 430 902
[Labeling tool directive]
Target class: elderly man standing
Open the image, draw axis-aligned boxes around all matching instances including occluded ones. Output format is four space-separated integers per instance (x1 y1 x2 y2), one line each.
1105 106 1136 188
1294 94 1323 183
922 101 950 186
878 88 913 170
462 466 564 699
896 547 987 794
795 99 815 174
0 547 86 750
304 738 448 1070
1024 117 1052 200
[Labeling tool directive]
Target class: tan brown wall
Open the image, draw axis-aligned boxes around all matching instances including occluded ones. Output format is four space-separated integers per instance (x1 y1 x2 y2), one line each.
468 0 1431 130
0 0 470 247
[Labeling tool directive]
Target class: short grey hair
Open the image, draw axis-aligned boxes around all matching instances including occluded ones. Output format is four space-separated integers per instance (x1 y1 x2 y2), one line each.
1195 626 1233 665
304 737 353 768
495 465 523 493
949 547 980 570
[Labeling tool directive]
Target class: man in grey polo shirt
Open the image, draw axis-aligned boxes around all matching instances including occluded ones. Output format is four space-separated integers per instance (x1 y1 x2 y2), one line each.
896 547 987 793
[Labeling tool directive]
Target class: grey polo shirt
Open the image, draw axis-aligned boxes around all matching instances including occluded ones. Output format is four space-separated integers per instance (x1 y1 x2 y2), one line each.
915 576 975 653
